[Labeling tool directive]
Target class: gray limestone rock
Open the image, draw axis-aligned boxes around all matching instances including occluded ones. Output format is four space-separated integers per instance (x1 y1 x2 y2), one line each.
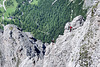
43 1 100 67
0 0 100 67
0 24 47 67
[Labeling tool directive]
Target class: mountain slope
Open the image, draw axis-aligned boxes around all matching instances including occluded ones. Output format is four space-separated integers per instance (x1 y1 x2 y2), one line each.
0 0 100 67
0 0 87 43
43 1 100 67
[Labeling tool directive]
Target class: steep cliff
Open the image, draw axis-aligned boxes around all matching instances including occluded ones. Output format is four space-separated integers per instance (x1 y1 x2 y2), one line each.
43 1 100 67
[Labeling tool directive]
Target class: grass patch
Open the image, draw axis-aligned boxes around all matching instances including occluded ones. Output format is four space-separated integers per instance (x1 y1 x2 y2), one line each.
9 26 13 30
0 7 4 21
0 0 3 4
31 0 39 5
0 24 3 29
79 44 92 67
91 1 99 16
4 0 18 18
0 7 4 15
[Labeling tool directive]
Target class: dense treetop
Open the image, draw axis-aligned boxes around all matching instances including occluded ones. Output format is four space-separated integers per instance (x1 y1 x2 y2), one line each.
0 0 87 43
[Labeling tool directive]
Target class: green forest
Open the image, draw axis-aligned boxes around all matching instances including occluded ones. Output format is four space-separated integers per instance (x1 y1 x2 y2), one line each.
0 0 87 43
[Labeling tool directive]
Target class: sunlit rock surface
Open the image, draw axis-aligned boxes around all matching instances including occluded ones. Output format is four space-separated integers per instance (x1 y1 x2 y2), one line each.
43 1 100 67
0 24 48 67
0 0 100 67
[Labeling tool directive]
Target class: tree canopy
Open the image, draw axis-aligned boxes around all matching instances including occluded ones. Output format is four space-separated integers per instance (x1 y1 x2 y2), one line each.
1 0 87 43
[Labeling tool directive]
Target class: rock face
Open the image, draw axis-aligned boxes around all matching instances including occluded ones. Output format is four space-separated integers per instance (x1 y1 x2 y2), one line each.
0 0 100 67
43 1 100 67
83 0 100 9
0 24 48 67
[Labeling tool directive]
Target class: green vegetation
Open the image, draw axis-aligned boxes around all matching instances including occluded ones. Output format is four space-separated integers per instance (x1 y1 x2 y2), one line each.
5 0 14 6
0 25 3 29
1 0 87 43
4 0 18 18
91 1 99 16
0 0 3 4
0 0 18 22
0 7 4 13
9 26 13 30
31 0 39 5
79 44 92 67
0 7 4 22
